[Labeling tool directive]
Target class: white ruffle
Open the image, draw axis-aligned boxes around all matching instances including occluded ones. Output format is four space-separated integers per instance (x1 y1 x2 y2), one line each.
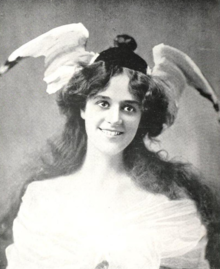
6 177 208 269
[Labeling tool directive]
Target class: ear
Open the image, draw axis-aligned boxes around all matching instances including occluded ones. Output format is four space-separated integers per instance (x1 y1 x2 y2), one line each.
80 109 85 120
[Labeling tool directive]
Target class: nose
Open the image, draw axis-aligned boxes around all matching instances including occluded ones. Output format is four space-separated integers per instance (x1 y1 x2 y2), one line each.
106 106 122 125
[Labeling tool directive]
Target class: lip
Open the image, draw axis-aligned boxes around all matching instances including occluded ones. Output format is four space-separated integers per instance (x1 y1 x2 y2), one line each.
99 128 124 137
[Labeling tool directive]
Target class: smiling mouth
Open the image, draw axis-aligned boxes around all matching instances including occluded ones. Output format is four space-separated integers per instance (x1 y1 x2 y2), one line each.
99 128 123 136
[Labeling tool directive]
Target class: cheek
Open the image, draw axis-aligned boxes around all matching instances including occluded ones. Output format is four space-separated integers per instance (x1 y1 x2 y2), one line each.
84 113 102 134
128 115 142 130
125 119 141 140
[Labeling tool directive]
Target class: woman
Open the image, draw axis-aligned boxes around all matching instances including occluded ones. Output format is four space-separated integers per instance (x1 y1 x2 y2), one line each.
2 36 218 269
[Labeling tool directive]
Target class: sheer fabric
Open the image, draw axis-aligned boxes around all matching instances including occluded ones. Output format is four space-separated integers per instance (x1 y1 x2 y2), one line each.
6 176 208 269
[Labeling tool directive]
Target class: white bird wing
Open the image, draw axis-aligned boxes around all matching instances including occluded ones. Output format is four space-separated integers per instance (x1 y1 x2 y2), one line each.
1 27 219 122
0 23 98 94
150 43 220 125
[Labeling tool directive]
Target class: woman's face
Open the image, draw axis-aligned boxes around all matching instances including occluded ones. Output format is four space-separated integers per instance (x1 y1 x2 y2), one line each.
81 72 142 156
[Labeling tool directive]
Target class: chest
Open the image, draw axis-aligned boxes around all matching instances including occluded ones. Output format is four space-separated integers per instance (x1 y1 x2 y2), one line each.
33 179 159 244
15 180 204 269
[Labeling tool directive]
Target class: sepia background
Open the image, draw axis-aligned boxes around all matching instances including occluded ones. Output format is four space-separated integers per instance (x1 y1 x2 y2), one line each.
0 0 220 259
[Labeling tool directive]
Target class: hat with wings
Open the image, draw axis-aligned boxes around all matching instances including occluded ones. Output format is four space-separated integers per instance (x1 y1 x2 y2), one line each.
0 22 219 132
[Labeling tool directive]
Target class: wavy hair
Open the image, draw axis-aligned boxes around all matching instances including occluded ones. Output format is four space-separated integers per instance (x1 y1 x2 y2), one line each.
0 61 219 269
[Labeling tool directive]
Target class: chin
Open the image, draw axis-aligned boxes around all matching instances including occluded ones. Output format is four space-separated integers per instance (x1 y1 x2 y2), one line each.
88 135 135 157
93 142 129 156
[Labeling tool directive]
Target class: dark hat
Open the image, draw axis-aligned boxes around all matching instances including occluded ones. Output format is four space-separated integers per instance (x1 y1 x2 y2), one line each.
94 35 148 74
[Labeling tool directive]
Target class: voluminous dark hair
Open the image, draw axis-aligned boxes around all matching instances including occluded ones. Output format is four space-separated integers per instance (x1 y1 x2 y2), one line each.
39 60 173 176
0 61 219 269
59 61 172 139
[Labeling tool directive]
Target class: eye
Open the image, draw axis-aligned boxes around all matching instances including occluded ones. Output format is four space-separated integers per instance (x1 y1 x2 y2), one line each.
97 101 109 109
123 105 136 113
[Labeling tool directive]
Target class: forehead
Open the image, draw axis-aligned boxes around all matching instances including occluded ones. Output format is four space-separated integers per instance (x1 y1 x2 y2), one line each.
98 73 137 101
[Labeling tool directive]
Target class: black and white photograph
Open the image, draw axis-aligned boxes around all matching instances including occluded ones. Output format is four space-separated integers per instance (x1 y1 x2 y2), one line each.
0 0 219 268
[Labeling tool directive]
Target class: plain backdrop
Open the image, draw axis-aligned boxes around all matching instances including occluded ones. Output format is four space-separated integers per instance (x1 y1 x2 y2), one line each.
0 0 220 216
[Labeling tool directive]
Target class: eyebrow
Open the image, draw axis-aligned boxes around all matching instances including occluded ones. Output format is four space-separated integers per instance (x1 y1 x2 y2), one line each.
92 95 141 106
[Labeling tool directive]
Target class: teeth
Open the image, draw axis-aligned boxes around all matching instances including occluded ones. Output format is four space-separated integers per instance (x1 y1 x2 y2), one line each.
101 129 122 136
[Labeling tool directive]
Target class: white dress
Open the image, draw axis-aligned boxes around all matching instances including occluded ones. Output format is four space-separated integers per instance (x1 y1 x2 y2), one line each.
6 176 209 269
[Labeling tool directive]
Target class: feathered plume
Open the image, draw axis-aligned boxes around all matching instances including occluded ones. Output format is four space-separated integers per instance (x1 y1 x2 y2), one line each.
0 23 97 94
0 23 219 124
150 44 220 124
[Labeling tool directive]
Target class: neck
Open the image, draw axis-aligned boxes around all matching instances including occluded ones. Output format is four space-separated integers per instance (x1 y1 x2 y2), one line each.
80 145 126 181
